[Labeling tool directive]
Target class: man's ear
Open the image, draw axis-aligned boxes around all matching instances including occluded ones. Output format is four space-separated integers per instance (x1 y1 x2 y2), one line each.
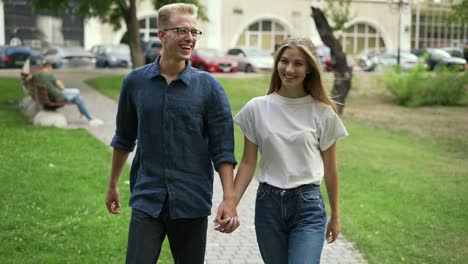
158 30 166 43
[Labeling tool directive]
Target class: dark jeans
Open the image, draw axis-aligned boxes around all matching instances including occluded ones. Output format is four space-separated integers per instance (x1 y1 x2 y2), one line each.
255 182 327 264
126 207 208 264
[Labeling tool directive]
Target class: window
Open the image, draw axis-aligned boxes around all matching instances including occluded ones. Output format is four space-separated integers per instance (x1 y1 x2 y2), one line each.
236 19 290 52
340 23 386 55
139 16 159 42
411 3 467 49
227 49 242 56
44 49 58 55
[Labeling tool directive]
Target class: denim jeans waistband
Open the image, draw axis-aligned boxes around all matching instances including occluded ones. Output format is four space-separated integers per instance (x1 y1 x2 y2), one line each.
259 182 320 194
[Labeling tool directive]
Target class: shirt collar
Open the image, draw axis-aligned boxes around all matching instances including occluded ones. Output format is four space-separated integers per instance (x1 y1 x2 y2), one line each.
145 56 192 86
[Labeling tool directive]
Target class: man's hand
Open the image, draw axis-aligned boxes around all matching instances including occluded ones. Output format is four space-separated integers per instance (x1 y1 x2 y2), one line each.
326 217 340 243
105 185 121 214
214 199 240 233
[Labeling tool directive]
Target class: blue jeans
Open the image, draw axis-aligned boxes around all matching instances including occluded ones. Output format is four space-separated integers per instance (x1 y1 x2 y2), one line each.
255 182 327 264
60 88 93 120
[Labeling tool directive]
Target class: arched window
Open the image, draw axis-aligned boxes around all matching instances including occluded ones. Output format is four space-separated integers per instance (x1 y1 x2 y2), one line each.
139 16 159 42
236 19 290 52
338 23 386 55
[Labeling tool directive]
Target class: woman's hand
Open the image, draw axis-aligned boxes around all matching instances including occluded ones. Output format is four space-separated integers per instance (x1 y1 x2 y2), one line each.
326 216 340 243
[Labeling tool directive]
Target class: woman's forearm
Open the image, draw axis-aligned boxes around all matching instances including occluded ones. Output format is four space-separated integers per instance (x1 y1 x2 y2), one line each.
234 137 258 205
234 160 257 205
322 144 340 219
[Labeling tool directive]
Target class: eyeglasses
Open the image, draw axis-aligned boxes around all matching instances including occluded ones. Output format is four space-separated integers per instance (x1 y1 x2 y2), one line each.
162 27 203 40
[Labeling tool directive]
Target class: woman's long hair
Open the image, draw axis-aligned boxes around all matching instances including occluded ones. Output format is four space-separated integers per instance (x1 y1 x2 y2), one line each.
268 37 337 112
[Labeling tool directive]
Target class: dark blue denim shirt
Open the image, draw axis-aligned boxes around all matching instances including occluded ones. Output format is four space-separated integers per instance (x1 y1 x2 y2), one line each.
110 57 236 219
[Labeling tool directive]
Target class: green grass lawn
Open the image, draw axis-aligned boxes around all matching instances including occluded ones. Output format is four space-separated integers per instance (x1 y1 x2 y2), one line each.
85 74 467 263
0 77 173 263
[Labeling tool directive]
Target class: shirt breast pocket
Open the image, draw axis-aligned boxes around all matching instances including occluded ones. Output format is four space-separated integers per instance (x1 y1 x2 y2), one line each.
168 106 203 135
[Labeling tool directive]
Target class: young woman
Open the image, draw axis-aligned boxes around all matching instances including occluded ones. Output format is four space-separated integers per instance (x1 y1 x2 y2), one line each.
230 37 348 263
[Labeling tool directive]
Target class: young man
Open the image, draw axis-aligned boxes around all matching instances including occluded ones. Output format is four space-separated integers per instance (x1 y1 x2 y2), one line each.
104 3 239 264
30 61 103 126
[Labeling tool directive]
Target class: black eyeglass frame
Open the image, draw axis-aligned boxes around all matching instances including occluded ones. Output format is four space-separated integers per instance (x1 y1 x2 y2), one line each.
162 27 203 39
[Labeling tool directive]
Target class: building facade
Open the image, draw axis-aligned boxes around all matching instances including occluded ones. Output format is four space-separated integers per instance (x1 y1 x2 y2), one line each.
0 0 466 56
0 0 84 49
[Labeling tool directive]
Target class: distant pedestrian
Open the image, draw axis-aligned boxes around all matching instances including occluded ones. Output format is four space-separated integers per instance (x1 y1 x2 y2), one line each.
216 36 348 263
30 61 103 126
104 3 239 264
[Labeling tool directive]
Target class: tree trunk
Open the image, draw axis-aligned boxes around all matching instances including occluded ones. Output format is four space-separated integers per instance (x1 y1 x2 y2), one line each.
123 0 144 68
311 6 352 114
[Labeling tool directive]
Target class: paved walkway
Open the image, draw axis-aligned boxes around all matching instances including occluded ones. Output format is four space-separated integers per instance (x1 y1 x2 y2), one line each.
11 68 367 263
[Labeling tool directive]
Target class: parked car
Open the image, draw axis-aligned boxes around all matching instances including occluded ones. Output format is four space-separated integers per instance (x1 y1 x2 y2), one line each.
315 45 333 71
191 48 238 73
0 45 32 68
144 39 163 64
375 51 425 71
27 51 45 73
227 47 274 72
358 48 385 71
441 47 465 59
91 44 131 68
42 46 96 69
414 48 466 71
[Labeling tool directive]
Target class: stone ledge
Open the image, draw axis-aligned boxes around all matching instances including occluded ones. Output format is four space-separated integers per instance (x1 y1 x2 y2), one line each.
19 96 68 128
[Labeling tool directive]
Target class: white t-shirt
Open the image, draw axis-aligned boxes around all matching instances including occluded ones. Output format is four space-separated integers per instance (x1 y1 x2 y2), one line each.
234 92 348 188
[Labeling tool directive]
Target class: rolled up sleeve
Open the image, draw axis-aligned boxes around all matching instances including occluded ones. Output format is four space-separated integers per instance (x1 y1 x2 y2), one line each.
110 77 138 152
206 81 237 170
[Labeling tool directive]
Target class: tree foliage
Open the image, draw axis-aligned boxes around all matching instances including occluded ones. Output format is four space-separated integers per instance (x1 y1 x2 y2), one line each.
323 0 353 32
449 0 468 23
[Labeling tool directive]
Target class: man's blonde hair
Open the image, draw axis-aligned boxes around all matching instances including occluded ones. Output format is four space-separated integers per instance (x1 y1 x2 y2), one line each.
157 3 198 29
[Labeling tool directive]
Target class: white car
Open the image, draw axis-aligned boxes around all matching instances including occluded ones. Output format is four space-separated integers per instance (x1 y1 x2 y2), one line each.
375 51 425 71
42 46 96 69
227 47 274 72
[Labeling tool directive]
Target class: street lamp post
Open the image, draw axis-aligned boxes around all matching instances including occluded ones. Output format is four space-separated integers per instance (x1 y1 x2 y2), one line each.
397 1 402 66
390 0 409 67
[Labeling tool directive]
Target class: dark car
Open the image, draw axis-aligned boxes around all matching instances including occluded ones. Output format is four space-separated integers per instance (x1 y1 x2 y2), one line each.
0 45 32 68
144 39 162 64
92 44 131 68
415 48 466 71
191 48 238 73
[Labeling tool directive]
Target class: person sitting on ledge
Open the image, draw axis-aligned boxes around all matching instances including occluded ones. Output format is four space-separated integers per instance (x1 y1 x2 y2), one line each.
29 61 104 126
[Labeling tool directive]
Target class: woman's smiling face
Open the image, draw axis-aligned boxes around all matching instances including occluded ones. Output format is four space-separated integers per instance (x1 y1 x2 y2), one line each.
277 47 310 93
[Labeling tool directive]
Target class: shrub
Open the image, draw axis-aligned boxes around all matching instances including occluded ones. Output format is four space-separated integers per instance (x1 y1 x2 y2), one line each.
381 65 467 107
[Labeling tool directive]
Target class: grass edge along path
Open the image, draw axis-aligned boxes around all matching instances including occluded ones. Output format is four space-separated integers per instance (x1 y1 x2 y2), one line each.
0 77 174 264
86 75 468 263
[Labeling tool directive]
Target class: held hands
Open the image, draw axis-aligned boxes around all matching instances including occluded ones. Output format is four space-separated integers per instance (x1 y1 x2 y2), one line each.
105 185 121 214
326 216 340 243
214 198 240 234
